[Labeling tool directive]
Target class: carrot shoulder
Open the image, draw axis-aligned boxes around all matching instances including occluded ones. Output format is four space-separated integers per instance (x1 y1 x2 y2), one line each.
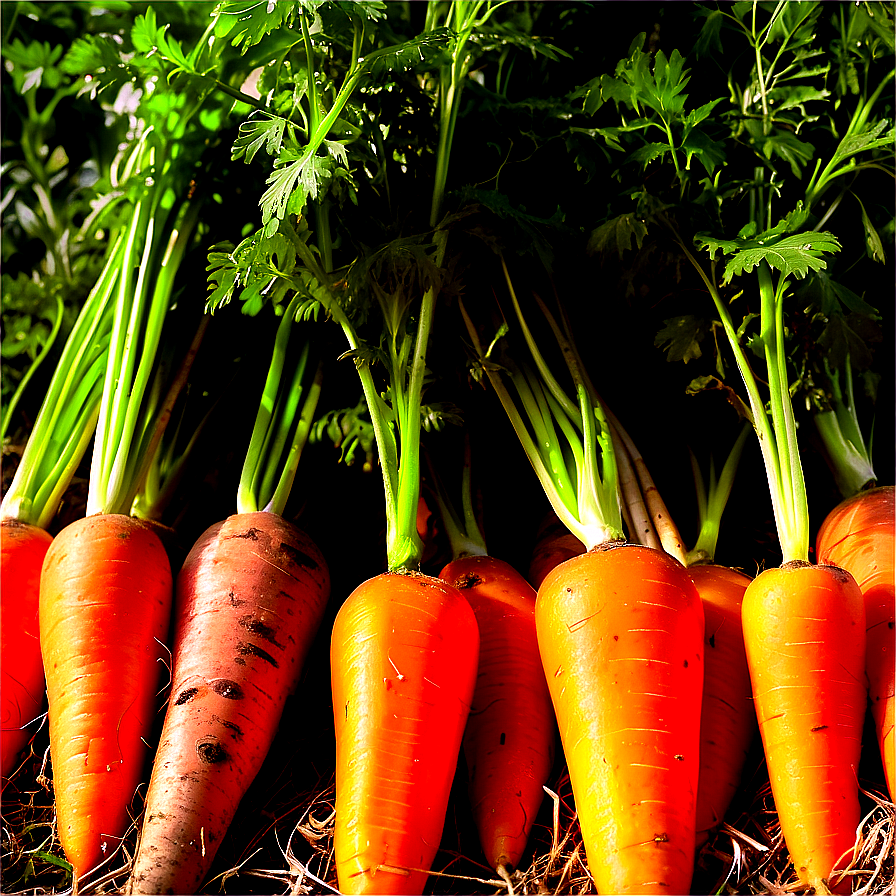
40 514 172 879
332 571 479 895
1 519 54 780
127 511 329 895
537 544 705 896
440 554 555 874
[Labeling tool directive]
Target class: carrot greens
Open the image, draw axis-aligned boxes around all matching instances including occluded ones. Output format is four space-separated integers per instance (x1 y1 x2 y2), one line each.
462 258 623 552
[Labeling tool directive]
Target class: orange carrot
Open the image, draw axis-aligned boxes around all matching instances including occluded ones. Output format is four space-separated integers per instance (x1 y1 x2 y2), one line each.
39 514 172 879
331 571 479 895
688 564 754 848
816 484 894 799
742 563 866 891
1 520 54 779
527 509 584 590
127 511 330 895
440 553 555 874
537 544 705 895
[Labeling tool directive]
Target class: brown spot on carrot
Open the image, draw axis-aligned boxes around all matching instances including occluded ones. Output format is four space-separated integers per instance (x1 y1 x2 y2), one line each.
811 725 828 732
236 641 279 668
196 739 229 764
613 635 619 641
228 590 246 608
889 622 894 630
231 527 263 541
454 573 481 589
238 615 282 647
279 541 319 570
174 687 200 706
683 659 689 668
674 754 684 761
708 634 716 648
654 833 669 843
211 680 245 700
499 733 506 745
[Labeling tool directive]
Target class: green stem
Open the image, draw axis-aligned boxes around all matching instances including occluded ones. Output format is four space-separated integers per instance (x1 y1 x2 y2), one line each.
0 290 65 441
687 422 751 565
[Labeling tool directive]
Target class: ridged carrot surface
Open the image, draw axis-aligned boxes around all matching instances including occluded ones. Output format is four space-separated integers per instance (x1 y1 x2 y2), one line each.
1 519 53 780
536 543 704 895
440 554 555 873
816 484 894 799
331 572 479 895
128 511 330 895
742 563 866 892
39 514 172 879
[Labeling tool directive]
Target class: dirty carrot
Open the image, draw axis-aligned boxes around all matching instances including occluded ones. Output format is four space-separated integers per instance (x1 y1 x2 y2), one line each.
127 304 330 895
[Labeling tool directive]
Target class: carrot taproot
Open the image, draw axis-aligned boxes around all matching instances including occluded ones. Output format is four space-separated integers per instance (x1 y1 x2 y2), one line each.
440 553 555 874
331 571 479 895
815 484 894 799
1 519 54 779
688 563 754 848
741 562 866 891
527 509 584 590
127 511 330 895
536 544 705 895
39 513 172 879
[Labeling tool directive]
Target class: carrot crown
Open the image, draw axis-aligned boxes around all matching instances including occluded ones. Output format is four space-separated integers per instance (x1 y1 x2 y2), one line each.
462 257 624 552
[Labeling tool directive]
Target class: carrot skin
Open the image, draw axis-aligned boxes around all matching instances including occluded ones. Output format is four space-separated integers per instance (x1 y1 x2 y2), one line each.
440 554 555 873
689 564 755 849
816 485 895 799
1 519 53 779
39 514 172 880
331 572 479 895
536 544 705 895
527 510 584 591
128 511 330 895
742 563 866 892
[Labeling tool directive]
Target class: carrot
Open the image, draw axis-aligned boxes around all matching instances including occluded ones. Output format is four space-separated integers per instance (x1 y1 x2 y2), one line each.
742 563 866 890
127 302 329 894
668 238 870 890
38 69 231 879
816 484 895 799
689 563 753 847
441 554 554 874
430 438 555 875
128 511 330 895
537 545 704 893
331 572 478 895
40 513 172 879
1 520 53 779
461 258 706 893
